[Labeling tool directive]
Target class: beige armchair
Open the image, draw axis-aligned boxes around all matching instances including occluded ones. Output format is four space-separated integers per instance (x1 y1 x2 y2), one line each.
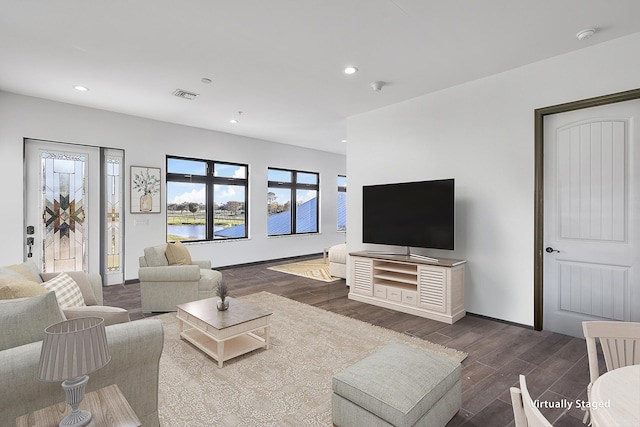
138 243 223 312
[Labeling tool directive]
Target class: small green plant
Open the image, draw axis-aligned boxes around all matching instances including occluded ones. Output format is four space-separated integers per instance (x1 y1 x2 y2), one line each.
216 282 229 302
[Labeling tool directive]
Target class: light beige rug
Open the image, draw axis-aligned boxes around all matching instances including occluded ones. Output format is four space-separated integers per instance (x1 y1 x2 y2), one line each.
157 292 467 427
267 258 340 283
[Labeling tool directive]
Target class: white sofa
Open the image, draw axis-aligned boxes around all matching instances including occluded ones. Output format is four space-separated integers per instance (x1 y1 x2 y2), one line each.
329 243 347 279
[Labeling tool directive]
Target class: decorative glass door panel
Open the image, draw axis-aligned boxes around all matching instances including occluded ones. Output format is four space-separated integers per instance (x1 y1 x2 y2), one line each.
103 148 124 285
41 151 87 273
106 157 121 273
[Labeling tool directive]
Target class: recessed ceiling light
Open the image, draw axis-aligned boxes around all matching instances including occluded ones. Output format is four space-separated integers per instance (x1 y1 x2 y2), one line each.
341 139 347 143
343 66 358 75
201 78 212 84
73 85 89 92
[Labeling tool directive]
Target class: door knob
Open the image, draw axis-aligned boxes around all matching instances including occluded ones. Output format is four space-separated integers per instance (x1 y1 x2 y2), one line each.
545 247 560 253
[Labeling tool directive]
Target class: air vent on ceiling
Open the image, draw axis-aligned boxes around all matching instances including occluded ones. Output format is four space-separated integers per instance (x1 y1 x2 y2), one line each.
172 89 199 100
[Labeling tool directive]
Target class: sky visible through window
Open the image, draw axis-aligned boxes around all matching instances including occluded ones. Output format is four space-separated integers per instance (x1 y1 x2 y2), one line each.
167 159 245 205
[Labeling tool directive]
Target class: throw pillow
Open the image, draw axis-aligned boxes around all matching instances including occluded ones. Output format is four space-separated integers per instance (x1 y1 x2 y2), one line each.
0 278 48 300
40 271 98 306
6 262 41 282
41 272 86 309
0 291 65 351
166 241 193 265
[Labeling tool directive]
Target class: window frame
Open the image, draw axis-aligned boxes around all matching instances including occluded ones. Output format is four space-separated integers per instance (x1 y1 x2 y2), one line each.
267 167 320 236
166 155 249 242
338 174 347 232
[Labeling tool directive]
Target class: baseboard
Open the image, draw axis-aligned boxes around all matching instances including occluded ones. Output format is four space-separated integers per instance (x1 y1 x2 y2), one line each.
123 252 324 284
465 312 533 330
216 253 323 270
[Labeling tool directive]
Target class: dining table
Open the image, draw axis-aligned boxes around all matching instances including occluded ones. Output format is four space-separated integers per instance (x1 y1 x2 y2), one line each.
589 364 640 427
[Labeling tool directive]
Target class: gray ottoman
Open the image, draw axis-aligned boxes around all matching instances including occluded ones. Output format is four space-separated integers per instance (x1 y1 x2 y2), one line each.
332 342 462 427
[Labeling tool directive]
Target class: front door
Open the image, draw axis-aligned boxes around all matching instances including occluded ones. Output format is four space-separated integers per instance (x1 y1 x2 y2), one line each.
25 139 101 274
543 99 640 337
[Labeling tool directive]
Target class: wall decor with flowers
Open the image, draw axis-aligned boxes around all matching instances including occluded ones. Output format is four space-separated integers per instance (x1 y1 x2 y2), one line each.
131 166 161 213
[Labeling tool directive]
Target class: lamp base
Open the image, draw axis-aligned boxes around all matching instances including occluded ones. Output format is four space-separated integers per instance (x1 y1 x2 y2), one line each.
59 409 91 427
60 375 92 427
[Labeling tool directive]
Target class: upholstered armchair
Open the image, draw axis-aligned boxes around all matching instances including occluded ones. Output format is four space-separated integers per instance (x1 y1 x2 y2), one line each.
138 243 223 312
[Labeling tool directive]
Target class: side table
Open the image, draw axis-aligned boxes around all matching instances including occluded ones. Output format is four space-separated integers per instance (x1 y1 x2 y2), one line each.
16 384 140 427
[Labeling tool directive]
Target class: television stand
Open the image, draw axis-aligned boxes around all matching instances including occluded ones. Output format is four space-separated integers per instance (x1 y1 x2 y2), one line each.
409 254 439 262
367 247 439 263
349 251 466 324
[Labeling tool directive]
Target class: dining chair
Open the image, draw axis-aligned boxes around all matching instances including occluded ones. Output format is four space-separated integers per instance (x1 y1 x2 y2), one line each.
510 374 553 427
581 321 640 424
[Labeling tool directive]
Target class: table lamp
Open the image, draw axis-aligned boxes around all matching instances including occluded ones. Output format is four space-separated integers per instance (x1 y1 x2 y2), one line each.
38 317 111 427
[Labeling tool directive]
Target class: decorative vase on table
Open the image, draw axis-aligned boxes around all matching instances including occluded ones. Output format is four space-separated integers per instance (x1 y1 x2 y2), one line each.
216 282 229 311
217 298 229 311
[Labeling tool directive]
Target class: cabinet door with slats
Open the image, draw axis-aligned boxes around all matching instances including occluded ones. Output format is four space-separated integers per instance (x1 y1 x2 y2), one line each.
350 257 373 295
418 266 447 313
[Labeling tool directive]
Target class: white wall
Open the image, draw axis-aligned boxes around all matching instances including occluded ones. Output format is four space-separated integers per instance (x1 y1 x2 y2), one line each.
0 92 346 280
347 32 640 326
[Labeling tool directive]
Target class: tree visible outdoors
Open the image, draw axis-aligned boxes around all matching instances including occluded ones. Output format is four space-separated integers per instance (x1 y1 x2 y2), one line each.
267 192 290 215
167 202 246 227
188 202 199 220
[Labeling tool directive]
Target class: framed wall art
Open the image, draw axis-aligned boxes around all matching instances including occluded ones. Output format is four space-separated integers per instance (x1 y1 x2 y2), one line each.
131 166 161 213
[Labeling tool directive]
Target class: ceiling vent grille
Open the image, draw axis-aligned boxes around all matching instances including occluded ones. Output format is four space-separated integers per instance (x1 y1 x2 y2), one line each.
172 89 199 100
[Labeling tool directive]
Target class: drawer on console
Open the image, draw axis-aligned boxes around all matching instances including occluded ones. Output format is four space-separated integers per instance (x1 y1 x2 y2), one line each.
374 284 388 298
387 288 402 302
402 290 418 306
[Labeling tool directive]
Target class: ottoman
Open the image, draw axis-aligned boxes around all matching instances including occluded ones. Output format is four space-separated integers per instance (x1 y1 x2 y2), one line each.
332 342 462 427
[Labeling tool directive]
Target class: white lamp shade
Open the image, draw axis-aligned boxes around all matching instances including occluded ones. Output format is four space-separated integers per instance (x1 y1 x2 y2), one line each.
38 317 111 382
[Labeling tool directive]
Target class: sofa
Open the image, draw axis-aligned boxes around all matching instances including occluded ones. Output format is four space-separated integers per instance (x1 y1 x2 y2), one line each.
138 242 223 312
0 260 130 325
329 243 347 279
0 288 164 426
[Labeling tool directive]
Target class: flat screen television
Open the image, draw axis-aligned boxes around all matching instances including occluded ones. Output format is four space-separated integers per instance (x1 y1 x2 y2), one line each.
362 179 455 251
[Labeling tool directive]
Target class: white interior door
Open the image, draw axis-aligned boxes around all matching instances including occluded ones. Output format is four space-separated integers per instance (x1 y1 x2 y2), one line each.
543 99 640 337
25 140 101 274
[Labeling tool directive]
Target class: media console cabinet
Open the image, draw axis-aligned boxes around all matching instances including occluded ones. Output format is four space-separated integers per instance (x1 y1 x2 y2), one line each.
348 251 466 324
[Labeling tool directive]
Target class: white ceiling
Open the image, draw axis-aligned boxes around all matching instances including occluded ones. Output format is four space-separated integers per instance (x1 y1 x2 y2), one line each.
2 1 640 155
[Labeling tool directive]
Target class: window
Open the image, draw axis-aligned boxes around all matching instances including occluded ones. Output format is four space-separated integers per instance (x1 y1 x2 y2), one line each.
338 175 347 231
166 156 248 242
268 168 319 236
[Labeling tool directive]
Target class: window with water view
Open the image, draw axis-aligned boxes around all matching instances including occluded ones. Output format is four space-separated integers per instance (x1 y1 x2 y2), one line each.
166 156 248 241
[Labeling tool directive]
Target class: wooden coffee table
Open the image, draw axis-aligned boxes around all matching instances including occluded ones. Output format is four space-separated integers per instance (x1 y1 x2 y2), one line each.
176 297 272 367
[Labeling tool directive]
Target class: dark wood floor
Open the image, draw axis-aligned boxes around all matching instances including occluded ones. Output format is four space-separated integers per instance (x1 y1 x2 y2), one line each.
104 255 594 427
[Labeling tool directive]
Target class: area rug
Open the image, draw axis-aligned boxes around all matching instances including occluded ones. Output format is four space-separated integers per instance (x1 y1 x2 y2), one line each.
157 291 467 427
267 258 340 282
